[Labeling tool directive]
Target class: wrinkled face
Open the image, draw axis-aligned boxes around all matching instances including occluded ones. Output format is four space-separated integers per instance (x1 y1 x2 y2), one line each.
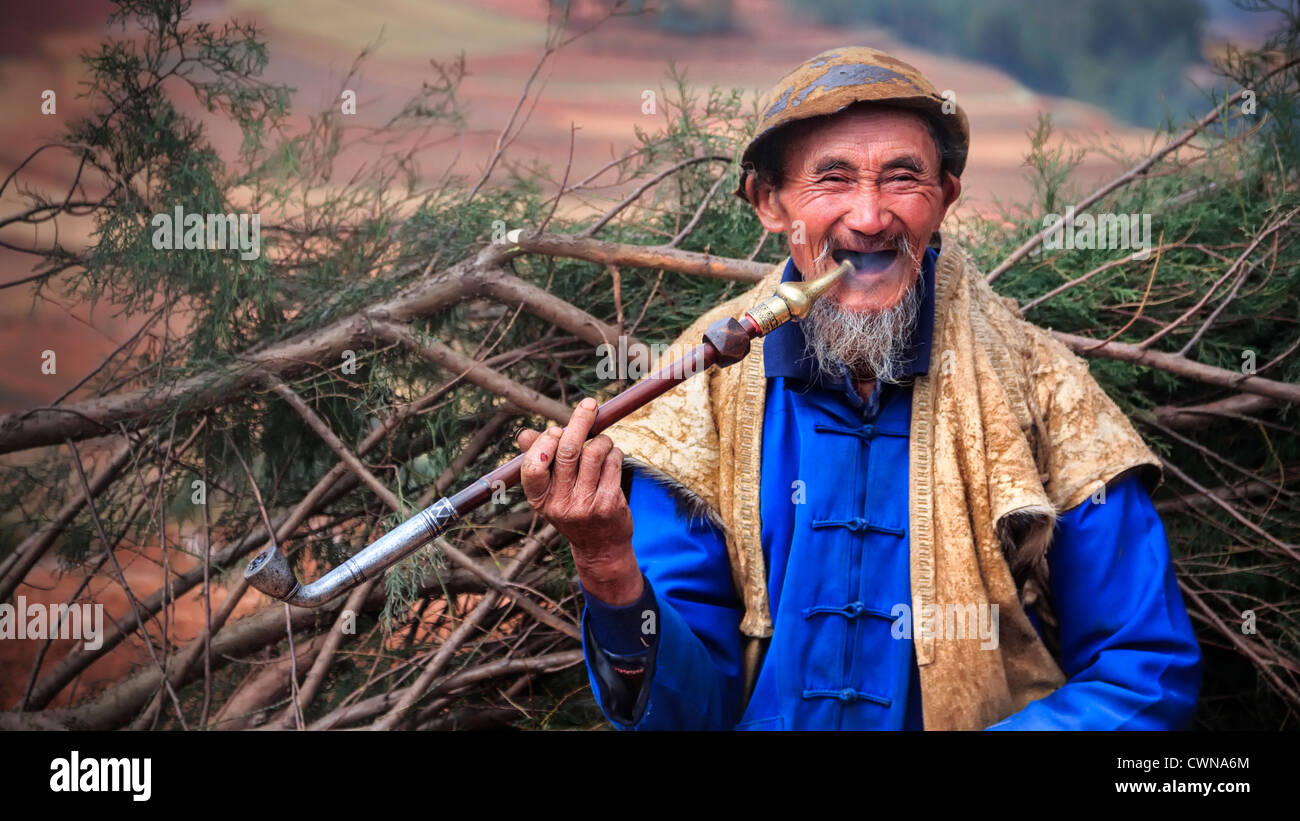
747 106 961 314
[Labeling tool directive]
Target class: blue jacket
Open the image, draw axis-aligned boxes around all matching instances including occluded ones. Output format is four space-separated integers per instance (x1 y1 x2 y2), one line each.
582 247 1202 730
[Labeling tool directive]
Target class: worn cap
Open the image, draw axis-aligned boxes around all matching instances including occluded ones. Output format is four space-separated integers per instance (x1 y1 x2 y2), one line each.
733 46 969 202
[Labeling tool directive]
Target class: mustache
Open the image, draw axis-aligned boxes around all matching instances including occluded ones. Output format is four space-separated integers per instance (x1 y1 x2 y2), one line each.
812 233 919 273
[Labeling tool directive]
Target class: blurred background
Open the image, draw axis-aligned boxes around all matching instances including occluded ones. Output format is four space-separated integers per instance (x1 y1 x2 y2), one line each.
0 0 1283 413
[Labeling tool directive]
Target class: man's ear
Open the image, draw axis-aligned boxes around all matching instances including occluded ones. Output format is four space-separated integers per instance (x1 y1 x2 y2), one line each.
940 171 962 214
747 175 792 234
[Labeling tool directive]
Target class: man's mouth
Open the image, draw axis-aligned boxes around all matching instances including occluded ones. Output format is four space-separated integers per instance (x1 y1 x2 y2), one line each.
830 248 899 276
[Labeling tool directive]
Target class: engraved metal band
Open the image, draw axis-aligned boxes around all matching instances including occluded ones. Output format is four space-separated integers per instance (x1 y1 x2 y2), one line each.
420 498 460 541
340 557 366 586
746 297 789 335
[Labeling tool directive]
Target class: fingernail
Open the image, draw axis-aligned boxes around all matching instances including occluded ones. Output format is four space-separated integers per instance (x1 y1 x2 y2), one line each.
580 397 597 411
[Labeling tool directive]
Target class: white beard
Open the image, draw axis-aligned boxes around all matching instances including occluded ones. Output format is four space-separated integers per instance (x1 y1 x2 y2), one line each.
800 235 924 385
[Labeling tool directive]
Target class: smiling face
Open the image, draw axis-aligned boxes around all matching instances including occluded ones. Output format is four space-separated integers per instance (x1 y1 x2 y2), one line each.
746 105 962 314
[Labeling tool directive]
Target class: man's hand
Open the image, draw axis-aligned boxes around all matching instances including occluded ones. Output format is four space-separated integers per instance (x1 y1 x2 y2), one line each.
516 397 644 606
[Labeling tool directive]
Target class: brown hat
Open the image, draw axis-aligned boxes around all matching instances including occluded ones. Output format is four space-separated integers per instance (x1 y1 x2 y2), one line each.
733 46 969 202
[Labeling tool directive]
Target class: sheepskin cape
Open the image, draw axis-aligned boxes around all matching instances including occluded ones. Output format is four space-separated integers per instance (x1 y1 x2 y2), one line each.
603 238 1160 730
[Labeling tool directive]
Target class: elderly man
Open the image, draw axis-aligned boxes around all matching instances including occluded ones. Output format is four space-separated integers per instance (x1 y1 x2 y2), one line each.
515 47 1202 730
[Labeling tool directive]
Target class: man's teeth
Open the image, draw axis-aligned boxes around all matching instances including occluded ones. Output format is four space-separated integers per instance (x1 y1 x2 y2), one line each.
832 249 898 273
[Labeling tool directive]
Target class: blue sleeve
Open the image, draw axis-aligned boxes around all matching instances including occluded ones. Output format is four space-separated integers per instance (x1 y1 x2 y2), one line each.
583 577 658 655
988 474 1202 730
582 467 746 730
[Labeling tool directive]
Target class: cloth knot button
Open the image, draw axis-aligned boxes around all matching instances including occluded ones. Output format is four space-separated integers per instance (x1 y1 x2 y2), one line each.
812 517 908 537
801 600 896 620
802 600 892 620
801 688 893 706
813 422 906 444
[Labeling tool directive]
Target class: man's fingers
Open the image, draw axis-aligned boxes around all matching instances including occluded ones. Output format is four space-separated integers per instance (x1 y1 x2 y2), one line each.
519 426 562 508
514 428 542 451
573 434 613 504
553 397 598 493
593 446 626 512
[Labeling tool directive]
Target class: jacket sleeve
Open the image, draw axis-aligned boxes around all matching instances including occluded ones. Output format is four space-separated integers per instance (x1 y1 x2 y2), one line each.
582 467 746 730
988 474 1202 730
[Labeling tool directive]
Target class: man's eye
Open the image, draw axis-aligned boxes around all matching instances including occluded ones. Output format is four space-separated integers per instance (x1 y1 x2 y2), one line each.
887 174 918 183
820 175 849 183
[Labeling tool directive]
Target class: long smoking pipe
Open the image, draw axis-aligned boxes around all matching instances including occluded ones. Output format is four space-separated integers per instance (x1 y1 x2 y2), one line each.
244 251 853 607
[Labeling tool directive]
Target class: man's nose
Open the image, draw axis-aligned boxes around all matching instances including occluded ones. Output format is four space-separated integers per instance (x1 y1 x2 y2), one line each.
840 192 892 237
